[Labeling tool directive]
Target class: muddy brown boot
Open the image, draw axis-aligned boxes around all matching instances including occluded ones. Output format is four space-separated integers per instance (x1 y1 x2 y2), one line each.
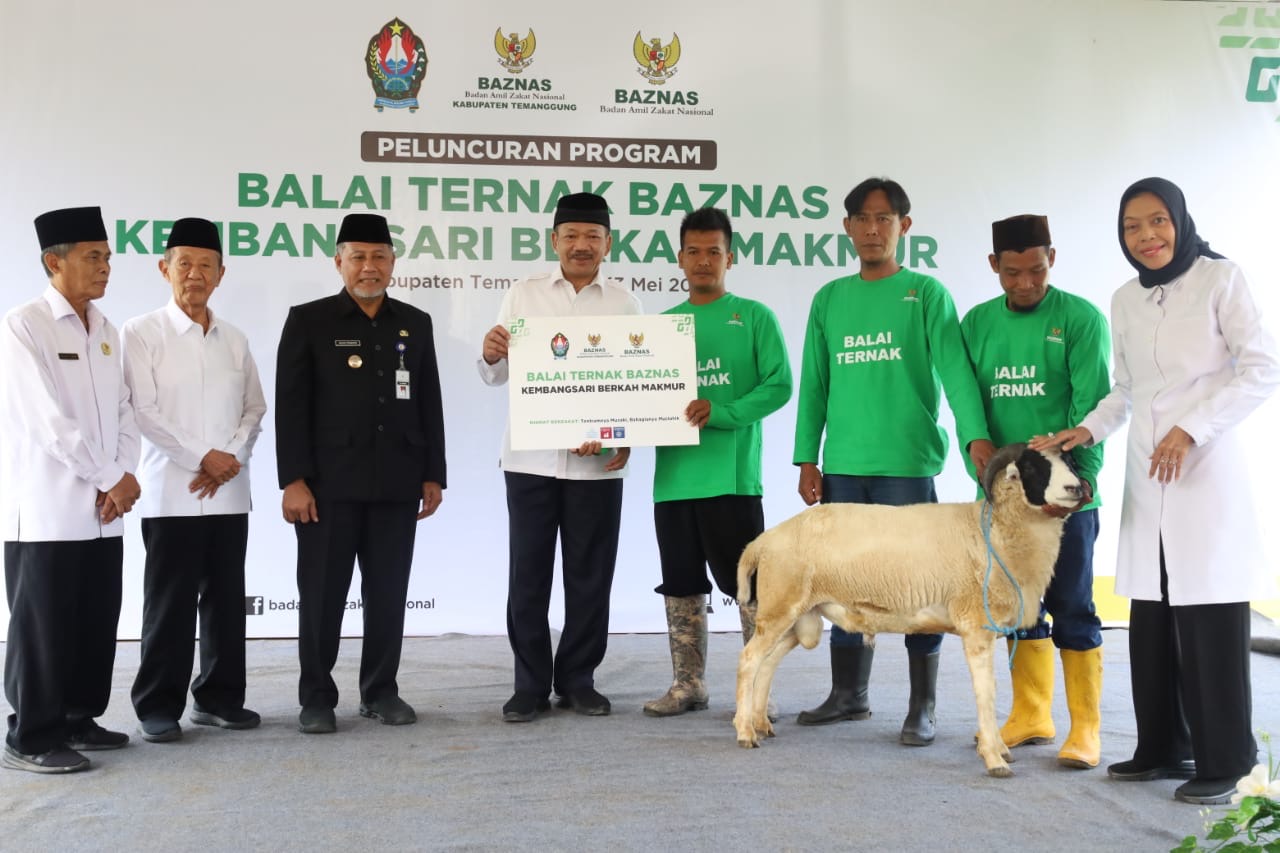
643 595 708 717
796 644 873 726
739 601 778 721
900 651 939 746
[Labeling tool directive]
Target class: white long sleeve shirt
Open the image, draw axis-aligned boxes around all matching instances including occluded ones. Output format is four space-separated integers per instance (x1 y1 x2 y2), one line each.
0 286 139 541
477 268 643 479
122 300 266 517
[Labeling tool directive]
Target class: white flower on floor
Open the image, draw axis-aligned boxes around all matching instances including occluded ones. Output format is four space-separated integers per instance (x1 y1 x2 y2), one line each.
1231 763 1280 804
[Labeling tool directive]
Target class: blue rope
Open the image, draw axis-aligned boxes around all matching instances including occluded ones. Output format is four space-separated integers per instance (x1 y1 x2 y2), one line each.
980 500 1024 668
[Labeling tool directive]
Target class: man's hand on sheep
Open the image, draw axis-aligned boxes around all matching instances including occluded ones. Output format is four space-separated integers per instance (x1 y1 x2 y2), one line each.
1148 425 1193 485
1028 427 1093 453
967 439 997 475
684 399 711 429
797 463 823 506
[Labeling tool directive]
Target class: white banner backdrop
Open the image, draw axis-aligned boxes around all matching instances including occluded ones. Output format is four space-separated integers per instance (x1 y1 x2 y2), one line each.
0 1 1277 639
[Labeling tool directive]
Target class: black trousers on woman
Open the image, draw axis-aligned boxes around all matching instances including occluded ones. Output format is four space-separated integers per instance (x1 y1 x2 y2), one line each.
1127 543 1255 779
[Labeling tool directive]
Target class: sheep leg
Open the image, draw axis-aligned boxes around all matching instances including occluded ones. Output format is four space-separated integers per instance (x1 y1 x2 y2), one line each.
961 630 1013 778
735 630 769 747
734 616 795 747
750 626 800 739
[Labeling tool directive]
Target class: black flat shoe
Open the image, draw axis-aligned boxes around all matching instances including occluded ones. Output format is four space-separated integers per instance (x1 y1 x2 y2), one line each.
502 691 551 722
358 696 416 726
556 688 611 716
1175 777 1238 805
298 707 337 734
1107 757 1196 781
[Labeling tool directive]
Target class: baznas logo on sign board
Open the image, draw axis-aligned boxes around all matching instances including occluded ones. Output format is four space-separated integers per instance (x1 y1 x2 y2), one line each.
495 28 536 73
367 18 428 111
633 32 680 84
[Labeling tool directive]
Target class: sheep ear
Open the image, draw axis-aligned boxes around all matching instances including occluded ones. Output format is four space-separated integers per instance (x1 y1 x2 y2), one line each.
1003 461 1021 482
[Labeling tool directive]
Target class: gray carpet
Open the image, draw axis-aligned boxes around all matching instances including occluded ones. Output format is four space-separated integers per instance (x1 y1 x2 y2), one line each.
3 624 1279 852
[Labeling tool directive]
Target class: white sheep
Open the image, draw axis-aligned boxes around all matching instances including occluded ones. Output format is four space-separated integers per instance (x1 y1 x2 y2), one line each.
733 443 1088 777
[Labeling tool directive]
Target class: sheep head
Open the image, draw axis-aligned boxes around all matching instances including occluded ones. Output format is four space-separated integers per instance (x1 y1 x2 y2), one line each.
982 443 1091 517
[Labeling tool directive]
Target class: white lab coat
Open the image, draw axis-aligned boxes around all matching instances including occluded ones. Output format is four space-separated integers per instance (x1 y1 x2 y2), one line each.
1081 257 1280 605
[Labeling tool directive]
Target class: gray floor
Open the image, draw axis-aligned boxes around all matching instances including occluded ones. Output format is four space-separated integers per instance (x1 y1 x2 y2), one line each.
3 624 1279 852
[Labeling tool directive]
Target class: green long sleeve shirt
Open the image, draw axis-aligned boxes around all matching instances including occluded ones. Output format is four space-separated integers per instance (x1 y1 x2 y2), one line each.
960 285 1110 509
654 292 792 502
793 268 990 476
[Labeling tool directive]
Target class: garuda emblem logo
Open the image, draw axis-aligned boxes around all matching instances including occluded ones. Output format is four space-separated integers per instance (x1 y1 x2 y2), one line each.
495 28 536 73
587 333 602 347
629 332 645 347
633 32 680 85
366 18 429 112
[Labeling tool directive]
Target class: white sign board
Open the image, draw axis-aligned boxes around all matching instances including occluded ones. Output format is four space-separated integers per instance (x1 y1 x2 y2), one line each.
506 313 698 449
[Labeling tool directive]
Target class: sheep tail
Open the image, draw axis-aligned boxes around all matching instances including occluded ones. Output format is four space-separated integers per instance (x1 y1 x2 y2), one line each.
736 537 762 605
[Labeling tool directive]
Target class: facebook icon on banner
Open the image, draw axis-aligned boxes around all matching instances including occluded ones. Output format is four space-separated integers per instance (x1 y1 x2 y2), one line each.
245 596 264 616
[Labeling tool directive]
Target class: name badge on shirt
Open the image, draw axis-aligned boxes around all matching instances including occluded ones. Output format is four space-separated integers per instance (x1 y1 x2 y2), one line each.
395 369 411 400
335 339 361 347
57 352 79 360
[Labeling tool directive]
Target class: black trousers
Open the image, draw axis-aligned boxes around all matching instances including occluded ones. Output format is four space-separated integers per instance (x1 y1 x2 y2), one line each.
504 472 623 697
4 537 123 754
1127 543 1255 779
131 514 249 720
294 500 418 710
653 495 764 599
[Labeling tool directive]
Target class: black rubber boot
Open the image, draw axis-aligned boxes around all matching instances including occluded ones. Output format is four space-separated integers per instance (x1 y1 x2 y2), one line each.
900 651 939 746
796 644 873 726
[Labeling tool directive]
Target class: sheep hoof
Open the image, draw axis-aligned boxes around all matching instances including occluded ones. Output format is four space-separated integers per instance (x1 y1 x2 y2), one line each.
986 764 1014 779
737 736 760 749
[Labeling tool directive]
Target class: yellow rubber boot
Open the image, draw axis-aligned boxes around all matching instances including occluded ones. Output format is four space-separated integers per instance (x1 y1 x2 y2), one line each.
1058 647 1103 769
1001 637 1056 747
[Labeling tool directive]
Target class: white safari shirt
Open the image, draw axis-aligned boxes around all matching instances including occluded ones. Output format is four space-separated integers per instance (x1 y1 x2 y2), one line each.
122 300 267 517
0 286 139 541
477 268 643 479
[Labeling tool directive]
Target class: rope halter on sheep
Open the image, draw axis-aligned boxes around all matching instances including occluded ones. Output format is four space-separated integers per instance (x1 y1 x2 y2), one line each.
980 498 1025 668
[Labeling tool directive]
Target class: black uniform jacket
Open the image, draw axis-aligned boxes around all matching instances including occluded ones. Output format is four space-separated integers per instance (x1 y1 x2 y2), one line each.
275 288 447 502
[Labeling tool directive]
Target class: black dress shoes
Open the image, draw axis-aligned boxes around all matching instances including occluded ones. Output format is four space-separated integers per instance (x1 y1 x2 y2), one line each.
556 687 611 716
502 691 551 722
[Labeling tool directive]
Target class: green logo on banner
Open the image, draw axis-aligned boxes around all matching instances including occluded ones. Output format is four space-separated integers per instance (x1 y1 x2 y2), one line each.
1217 6 1280 117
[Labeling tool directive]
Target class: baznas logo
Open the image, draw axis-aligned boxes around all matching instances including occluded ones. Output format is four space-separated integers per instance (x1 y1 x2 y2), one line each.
587 333 602 346
633 32 680 85
495 28 536 73
551 333 570 358
367 18 429 111
629 332 645 347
